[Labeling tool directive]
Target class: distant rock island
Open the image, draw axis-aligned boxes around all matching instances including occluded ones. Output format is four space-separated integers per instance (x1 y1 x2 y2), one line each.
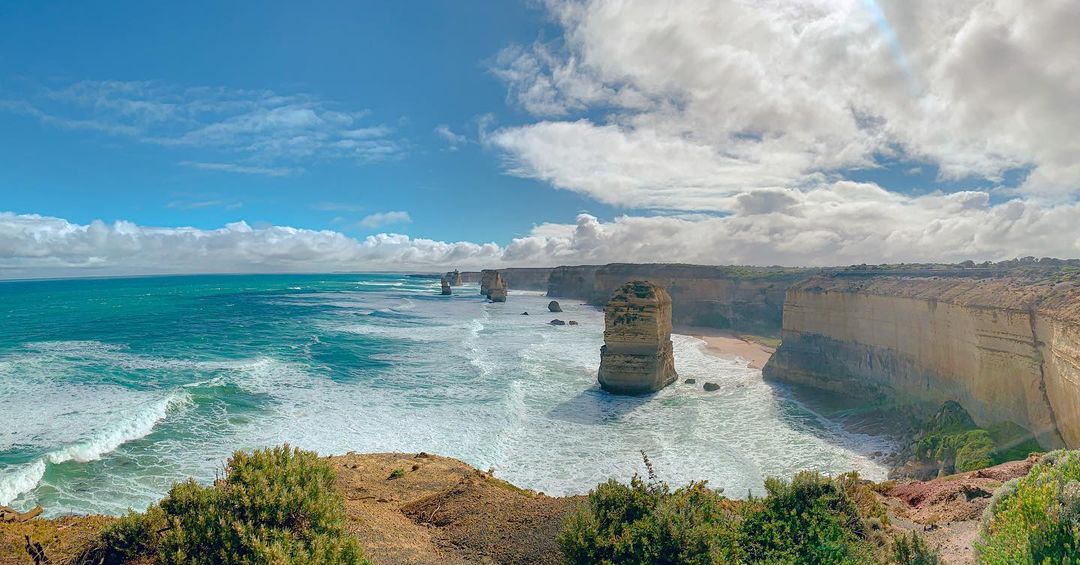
440 276 452 295
597 281 677 394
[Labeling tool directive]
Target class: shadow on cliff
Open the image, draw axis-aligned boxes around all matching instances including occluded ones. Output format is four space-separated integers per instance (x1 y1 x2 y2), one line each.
547 387 655 425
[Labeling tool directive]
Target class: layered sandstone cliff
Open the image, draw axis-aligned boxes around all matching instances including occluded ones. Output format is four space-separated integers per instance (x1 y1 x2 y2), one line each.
763 272 1080 449
549 264 811 333
598 281 678 394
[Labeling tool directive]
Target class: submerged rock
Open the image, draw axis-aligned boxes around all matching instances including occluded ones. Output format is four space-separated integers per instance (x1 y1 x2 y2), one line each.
684 378 697 384
548 300 562 312
703 382 720 392
568 320 579 326
597 281 678 395
521 312 529 315
549 319 566 326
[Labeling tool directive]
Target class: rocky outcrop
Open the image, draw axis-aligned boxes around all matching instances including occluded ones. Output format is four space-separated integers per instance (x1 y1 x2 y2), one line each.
488 273 507 303
597 281 678 394
548 301 562 312
440 277 452 295
445 270 464 286
764 272 1080 449
548 264 812 333
480 270 498 297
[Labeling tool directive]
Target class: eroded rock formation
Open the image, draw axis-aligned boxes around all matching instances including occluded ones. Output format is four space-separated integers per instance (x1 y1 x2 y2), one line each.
480 269 498 297
548 300 562 312
764 272 1080 449
597 281 678 394
488 273 507 303
440 277 452 295
445 270 464 286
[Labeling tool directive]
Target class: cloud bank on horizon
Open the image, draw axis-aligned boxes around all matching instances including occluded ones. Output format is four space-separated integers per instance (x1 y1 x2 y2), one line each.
3 0 1080 277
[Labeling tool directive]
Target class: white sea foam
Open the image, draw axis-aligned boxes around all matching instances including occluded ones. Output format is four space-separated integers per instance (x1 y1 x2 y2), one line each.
0 391 187 505
0 460 46 506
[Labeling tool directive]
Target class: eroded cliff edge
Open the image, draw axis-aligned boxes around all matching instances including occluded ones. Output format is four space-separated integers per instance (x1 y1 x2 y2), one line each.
763 271 1080 449
548 263 812 334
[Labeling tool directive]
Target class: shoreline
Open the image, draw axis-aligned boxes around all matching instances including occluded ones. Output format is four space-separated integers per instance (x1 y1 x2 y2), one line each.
674 325 777 369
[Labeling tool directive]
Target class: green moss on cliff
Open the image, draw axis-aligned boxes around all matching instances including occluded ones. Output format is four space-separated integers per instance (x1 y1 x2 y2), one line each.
912 402 1041 476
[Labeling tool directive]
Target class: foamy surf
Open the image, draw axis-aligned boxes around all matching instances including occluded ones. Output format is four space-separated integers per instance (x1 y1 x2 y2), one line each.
0 391 187 505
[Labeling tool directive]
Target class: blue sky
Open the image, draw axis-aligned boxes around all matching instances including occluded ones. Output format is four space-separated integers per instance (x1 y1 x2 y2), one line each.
0 0 1077 277
0 1 614 243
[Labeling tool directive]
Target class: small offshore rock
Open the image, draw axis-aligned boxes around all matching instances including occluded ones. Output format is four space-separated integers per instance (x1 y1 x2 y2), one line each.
548 300 563 312
568 320 579 326
684 378 697 384
521 312 529 315
703 382 720 392
549 319 566 326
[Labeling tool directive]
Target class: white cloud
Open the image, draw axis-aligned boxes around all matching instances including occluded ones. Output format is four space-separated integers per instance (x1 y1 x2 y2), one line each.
434 124 467 149
180 161 299 177
489 0 1080 206
0 212 499 279
359 211 412 229
2 80 404 170
3 186 1080 279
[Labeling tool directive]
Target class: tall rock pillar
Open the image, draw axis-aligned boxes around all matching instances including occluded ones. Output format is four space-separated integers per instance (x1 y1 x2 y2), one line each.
598 281 678 394
488 272 508 302
480 269 498 297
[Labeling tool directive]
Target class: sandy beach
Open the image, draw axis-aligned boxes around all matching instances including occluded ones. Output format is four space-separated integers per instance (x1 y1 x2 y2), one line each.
675 326 777 369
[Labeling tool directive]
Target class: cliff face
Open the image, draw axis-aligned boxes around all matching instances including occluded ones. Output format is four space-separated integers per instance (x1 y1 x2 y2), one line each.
549 264 810 333
764 274 1080 449
597 281 678 394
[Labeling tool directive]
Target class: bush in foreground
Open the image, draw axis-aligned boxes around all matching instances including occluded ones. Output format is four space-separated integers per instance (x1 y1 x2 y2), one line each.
978 449 1080 563
557 455 738 564
99 444 366 564
559 457 907 564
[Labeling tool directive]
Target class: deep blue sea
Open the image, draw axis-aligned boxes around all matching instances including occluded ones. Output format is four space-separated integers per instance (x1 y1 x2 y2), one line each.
0 274 889 516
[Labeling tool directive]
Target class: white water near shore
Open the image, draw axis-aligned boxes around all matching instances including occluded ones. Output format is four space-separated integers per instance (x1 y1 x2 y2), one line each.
0 278 892 516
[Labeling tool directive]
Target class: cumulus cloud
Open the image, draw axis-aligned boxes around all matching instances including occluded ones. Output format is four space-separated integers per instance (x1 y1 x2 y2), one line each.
1 80 404 172
3 185 1080 278
0 212 499 279
489 0 1080 205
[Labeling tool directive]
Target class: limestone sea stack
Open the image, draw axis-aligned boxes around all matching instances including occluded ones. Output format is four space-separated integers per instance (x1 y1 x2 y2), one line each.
480 269 498 297
446 269 464 286
597 281 677 394
440 277 452 295
488 273 508 302
548 300 562 312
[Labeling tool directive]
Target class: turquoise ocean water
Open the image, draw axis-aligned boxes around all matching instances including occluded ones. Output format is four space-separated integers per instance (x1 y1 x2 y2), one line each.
0 274 890 516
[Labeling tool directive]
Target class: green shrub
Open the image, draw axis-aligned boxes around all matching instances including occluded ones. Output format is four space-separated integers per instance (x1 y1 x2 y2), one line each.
99 506 168 561
100 444 367 564
978 449 1080 563
558 452 737 565
892 531 941 565
738 471 877 564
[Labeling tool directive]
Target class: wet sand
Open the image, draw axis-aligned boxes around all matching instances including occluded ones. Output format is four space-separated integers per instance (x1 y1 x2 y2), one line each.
674 326 776 369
